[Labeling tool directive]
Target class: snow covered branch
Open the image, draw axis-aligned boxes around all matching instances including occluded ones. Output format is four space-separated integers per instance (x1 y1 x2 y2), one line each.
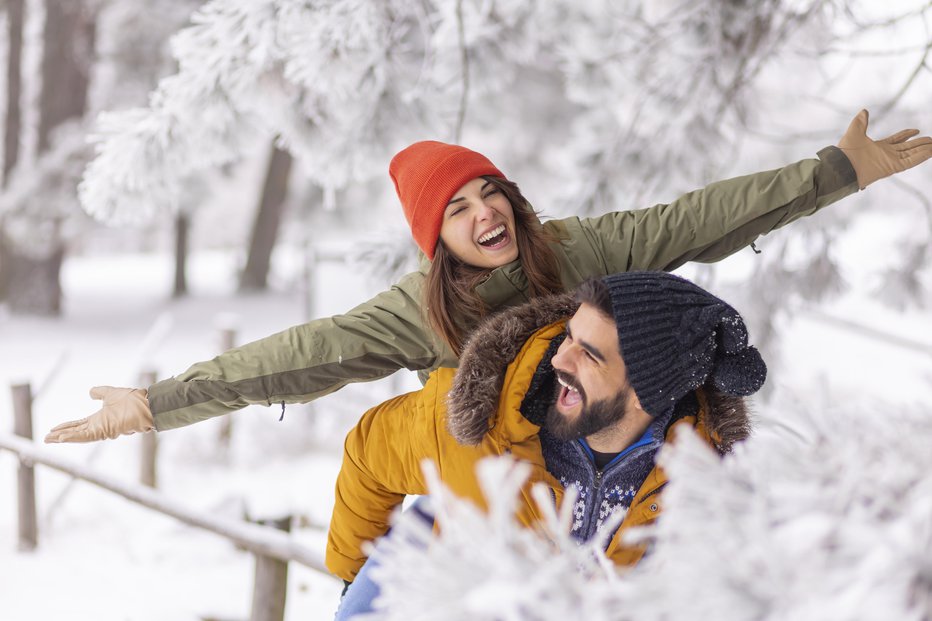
78 0 845 225
74 0 932 327
366 403 932 620
79 0 444 224
368 458 627 621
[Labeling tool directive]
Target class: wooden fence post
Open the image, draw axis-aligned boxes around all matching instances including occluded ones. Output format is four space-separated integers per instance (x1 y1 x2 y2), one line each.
249 515 291 621
217 326 237 451
138 370 158 488
11 382 37 551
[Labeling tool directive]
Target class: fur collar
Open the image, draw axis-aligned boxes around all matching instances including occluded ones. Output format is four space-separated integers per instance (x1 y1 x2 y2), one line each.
701 389 752 454
446 293 753 450
447 293 579 445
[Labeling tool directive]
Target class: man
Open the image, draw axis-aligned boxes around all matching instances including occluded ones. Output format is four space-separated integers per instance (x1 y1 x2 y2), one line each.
327 271 766 614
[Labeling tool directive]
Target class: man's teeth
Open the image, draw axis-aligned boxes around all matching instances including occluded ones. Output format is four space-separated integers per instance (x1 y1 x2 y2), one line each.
478 225 505 244
557 377 579 393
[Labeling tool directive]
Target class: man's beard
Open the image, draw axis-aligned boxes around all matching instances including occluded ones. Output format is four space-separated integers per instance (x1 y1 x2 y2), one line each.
546 370 632 441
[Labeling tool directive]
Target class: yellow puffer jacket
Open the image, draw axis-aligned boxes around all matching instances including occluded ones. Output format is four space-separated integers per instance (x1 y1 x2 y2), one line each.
326 294 750 581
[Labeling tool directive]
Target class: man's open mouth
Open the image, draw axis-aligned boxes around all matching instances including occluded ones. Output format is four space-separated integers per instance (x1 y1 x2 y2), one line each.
557 373 583 409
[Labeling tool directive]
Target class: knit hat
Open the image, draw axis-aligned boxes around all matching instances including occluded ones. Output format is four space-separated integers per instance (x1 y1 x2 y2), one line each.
601 271 766 419
389 140 505 259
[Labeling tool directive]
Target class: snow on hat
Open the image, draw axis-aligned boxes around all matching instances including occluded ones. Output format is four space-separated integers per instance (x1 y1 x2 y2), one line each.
389 141 505 260
601 271 767 418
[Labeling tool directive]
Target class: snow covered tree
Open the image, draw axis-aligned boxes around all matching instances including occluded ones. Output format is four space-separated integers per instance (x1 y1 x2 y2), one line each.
79 0 858 221
0 0 98 315
0 0 199 312
0 0 25 302
77 0 931 321
366 458 630 621
366 402 932 620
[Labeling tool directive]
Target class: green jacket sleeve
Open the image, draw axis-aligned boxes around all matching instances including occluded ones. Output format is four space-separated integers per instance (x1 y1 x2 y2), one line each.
147 271 443 431
574 145 858 272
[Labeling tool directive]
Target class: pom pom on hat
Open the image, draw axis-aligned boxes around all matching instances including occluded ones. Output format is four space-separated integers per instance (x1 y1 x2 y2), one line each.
389 141 505 259
709 347 767 396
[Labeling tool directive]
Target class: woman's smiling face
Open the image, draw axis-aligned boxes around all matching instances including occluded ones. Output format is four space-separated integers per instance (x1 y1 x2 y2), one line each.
438 177 519 269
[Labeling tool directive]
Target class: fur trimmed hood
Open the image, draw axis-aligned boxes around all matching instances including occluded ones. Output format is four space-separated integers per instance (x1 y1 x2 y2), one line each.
446 293 752 449
446 293 579 445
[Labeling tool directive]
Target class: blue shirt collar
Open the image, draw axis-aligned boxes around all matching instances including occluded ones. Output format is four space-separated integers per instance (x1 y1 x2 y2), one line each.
578 425 655 470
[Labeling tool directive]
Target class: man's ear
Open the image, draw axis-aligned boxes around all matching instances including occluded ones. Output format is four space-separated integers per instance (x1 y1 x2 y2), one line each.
626 388 650 421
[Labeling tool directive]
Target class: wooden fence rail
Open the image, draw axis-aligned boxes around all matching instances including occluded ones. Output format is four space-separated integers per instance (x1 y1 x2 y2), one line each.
0 433 331 574
5 371 335 621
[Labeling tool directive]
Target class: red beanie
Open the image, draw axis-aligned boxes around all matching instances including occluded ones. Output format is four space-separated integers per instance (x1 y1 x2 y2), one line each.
389 141 505 259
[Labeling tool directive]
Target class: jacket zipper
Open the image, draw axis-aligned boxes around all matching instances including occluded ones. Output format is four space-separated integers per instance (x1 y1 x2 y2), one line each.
580 442 657 541
583 468 604 537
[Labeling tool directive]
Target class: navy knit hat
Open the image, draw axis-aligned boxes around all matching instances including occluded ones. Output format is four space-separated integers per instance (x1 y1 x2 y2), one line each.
602 271 766 419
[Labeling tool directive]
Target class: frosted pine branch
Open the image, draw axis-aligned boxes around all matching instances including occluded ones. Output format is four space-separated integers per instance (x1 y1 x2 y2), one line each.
79 0 283 224
367 458 629 621
79 0 490 224
630 403 932 619
364 402 932 620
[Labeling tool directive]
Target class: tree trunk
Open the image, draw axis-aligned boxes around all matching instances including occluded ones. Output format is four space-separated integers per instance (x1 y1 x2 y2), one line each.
0 0 26 303
0 233 8 302
2 0 96 315
239 144 293 292
0 231 64 315
36 0 95 152
173 211 189 298
4 0 24 185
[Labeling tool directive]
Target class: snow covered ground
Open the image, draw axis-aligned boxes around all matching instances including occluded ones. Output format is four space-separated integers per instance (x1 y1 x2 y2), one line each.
0 248 420 621
1 234 930 620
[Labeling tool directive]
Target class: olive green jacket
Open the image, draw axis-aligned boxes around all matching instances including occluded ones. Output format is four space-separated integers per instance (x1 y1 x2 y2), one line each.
148 146 856 431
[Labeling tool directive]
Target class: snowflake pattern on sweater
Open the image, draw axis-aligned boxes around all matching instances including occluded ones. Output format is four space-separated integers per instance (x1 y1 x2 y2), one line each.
598 485 638 529
560 479 588 532
546 434 660 543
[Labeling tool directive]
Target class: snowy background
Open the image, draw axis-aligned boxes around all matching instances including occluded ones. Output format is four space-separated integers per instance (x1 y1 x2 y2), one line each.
0 245 425 620
1 0 931 619
1 224 931 620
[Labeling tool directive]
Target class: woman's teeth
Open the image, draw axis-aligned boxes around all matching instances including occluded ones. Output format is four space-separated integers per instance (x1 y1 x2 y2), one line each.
478 225 506 246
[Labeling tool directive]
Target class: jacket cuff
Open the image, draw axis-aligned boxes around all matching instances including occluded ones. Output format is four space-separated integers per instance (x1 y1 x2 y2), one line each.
817 145 858 191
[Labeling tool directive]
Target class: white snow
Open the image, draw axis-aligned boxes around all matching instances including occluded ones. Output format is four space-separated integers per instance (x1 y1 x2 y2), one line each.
2 237 929 620
0 248 420 621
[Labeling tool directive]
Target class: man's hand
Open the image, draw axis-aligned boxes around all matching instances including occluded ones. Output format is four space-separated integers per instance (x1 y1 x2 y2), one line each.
44 387 154 443
838 109 932 189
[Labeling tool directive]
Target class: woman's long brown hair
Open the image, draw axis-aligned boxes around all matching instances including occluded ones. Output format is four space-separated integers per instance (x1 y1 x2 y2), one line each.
424 176 563 356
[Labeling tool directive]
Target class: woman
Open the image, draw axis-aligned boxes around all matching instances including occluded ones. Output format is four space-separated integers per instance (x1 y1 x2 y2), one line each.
44 110 931 442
